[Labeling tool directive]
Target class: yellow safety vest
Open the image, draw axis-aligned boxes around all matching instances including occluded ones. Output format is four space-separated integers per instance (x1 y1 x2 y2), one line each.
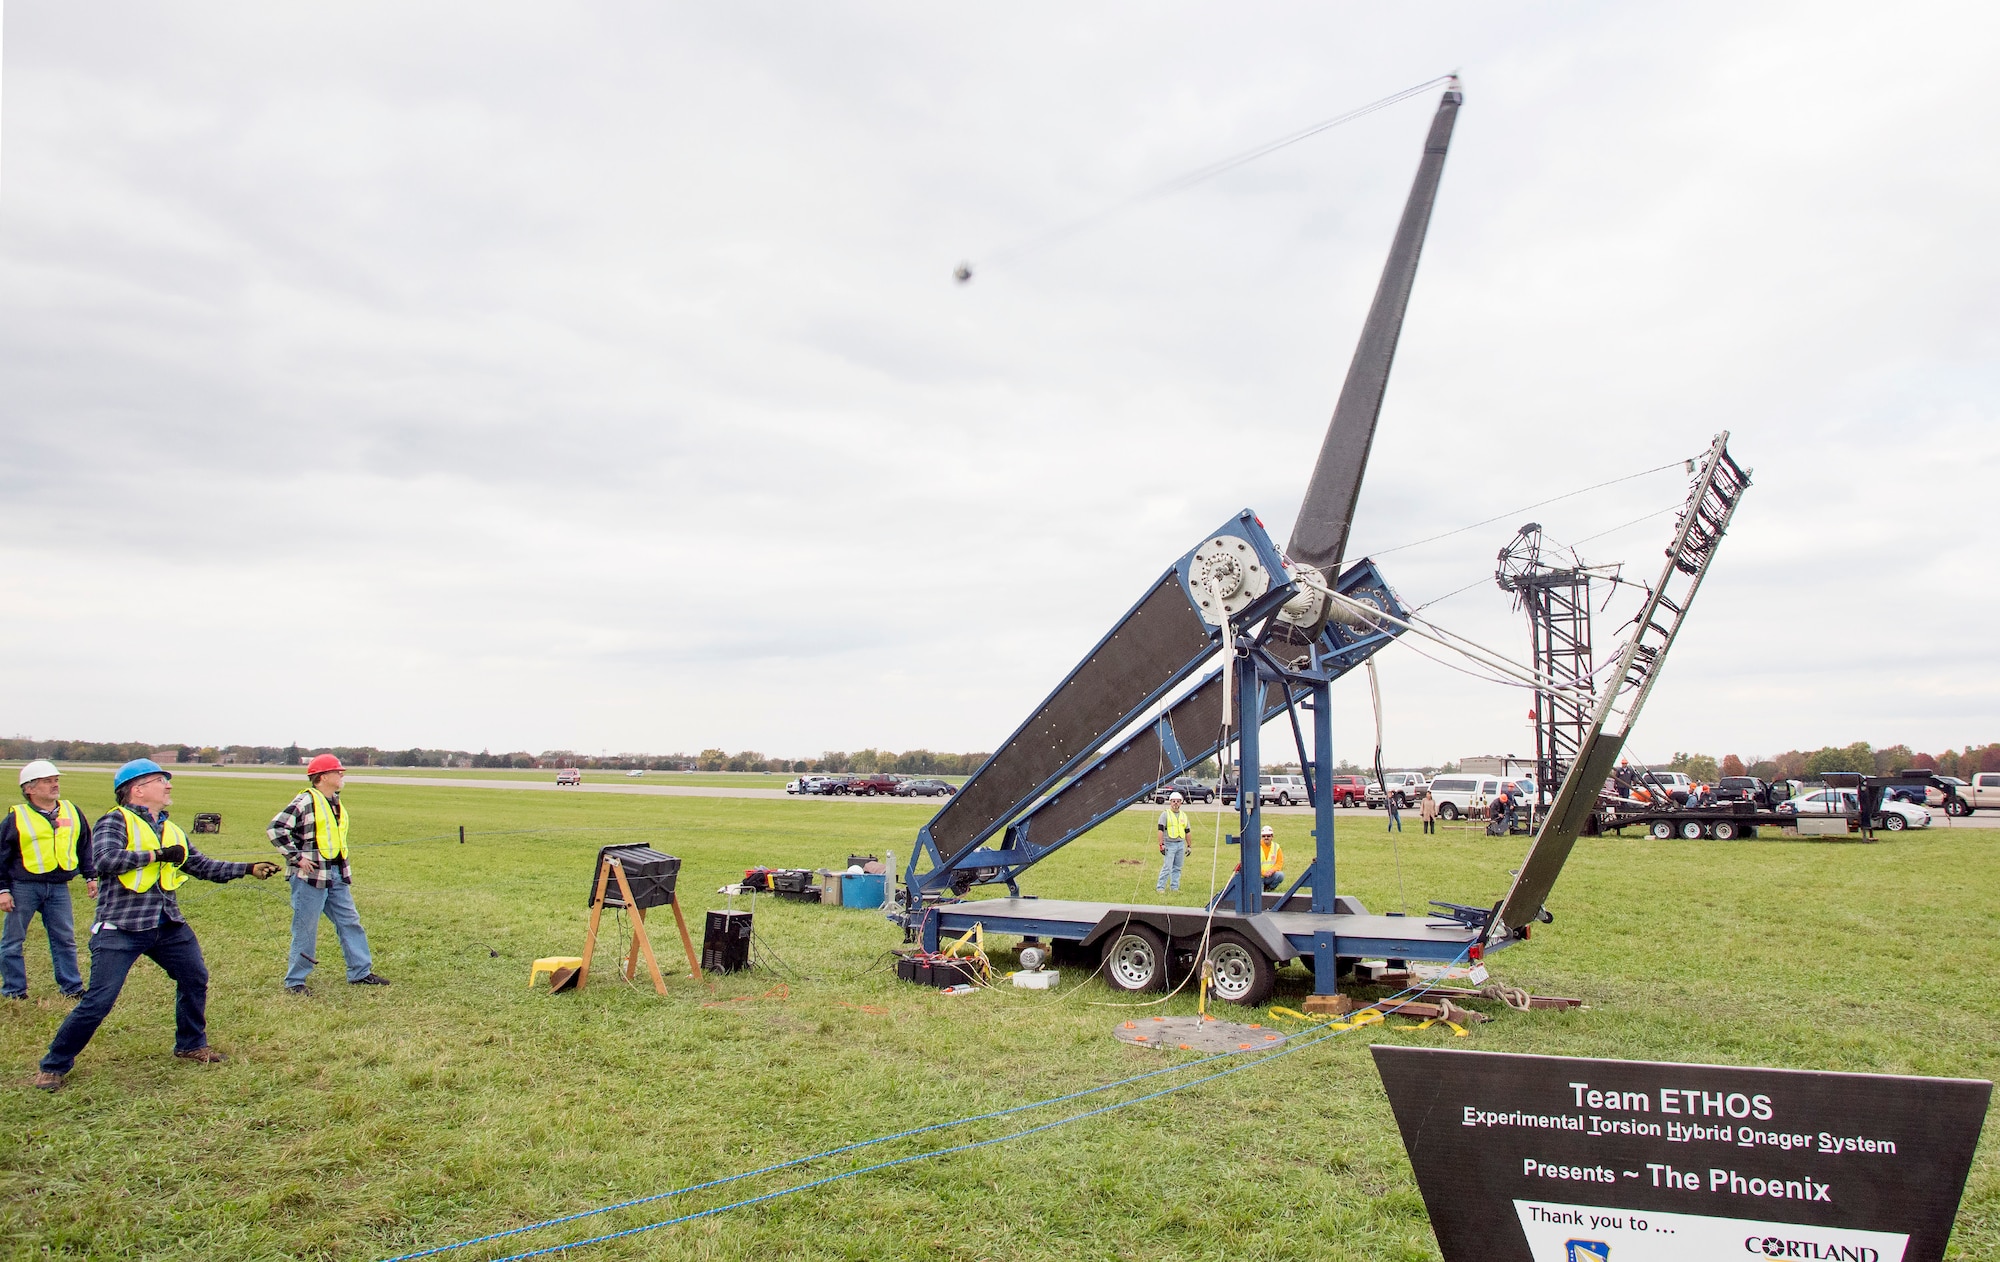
116 808 189 893
308 789 349 862
1260 837 1283 878
11 801 83 874
1161 808 1190 841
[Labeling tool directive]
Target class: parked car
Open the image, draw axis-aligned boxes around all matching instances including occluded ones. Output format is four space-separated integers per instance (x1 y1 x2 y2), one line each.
556 769 581 786
625 770 645 778
1367 772 1429 809
1219 777 1240 806
896 778 956 797
815 776 855 796
1150 777 1215 804
1777 788 1931 831
1324 775 1368 807
847 774 902 797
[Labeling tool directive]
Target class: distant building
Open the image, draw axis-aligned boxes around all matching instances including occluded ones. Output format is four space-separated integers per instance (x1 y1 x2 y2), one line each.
1460 755 1535 778
150 749 181 765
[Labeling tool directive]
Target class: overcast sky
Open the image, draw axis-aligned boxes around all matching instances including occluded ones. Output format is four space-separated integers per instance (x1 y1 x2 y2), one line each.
1 2 1994 767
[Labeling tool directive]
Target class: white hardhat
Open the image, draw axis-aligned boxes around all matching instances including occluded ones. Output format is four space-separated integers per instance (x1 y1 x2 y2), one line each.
1168 791 1184 802
18 760 59 787
1260 824 1275 837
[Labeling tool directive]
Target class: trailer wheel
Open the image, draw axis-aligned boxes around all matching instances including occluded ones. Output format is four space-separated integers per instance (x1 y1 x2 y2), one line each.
1102 925 1167 993
1204 930 1276 1007
1711 820 1738 840
1440 803 1460 821
1650 821 1674 839
1680 820 1705 840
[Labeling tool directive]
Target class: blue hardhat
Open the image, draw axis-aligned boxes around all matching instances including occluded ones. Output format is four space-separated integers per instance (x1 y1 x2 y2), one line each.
113 759 173 792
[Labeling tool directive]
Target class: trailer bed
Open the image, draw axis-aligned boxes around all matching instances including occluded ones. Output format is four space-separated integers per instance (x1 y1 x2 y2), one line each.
929 897 1497 964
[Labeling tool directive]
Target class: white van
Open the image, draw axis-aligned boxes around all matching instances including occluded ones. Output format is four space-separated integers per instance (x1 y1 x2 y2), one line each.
1424 775 1529 821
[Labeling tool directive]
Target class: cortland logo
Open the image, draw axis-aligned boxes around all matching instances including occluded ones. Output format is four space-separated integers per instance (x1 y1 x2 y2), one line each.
1565 1242 1610 1262
1743 1237 1879 1260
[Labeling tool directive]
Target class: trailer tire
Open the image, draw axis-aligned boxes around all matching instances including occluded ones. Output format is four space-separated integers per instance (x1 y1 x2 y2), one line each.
1102 925 1167 993
1204 930 1276 1007
1440 803 1460 821
1650 821 1674 839
1680 820 1705 840
1711 820 1738 840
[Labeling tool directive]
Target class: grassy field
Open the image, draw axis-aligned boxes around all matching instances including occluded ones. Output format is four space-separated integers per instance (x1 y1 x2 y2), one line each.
1 770 1993 1261
2 765 816 791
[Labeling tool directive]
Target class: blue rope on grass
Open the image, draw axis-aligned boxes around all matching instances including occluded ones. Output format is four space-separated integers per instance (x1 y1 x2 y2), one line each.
376 956 1471 1262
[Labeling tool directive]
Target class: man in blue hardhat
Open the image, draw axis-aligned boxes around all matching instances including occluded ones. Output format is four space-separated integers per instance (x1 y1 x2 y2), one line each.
33 759 279 1092
1 760 97 1000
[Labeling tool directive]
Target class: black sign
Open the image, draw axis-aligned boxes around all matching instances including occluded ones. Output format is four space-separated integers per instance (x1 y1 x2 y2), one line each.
1372 1046 1989 1262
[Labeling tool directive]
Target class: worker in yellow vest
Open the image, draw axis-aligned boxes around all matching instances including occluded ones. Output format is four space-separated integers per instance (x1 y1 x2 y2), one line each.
1 761 97 999
1155 791 1192 894
267 755 387 995
1257 823 1285 891
34 760 278 1091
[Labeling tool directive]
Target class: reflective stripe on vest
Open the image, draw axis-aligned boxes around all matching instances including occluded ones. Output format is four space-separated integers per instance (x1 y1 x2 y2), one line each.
1161 809 1190 841
1260 838 1283 878
116 808 189 893
308 789 349 861
11 801 82 874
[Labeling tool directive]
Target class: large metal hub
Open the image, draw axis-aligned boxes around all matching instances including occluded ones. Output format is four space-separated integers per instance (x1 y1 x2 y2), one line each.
1190 536 1270 627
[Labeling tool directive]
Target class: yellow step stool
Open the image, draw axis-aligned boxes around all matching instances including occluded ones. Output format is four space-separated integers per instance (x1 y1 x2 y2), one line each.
529 956 585 989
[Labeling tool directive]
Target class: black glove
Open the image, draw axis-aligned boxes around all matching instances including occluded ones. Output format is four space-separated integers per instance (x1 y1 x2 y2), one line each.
158 842 189 866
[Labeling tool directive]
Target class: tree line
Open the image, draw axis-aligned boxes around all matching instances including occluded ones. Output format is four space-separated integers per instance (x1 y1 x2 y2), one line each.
1664 742 2000 784
5 736 1992 783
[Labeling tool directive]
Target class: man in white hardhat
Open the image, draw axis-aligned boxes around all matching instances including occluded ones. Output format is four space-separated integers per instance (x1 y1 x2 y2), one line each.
1155 791 1192 894
1 761 96 1000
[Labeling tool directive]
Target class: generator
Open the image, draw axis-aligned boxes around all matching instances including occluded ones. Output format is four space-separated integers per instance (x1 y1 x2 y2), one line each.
701 910 753 973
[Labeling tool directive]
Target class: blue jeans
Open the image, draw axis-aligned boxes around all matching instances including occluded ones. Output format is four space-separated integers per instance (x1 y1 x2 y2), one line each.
1387 807 1403 832
42 921 209 1073
3 881 84 997
287 878 373 986
1262 871 1284 891
1156 840 1186 892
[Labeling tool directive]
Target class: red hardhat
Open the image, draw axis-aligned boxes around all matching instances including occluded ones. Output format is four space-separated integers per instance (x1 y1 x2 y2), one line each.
306 754 346 777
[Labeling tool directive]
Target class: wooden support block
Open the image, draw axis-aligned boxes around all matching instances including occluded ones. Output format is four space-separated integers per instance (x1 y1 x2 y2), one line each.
1302 994 1355 1015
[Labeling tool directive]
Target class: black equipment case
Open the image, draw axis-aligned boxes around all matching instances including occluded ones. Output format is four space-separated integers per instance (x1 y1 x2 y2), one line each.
588 845 681 910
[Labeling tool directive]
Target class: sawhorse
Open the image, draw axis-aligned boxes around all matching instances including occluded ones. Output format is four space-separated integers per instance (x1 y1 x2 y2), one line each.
577 853 702 994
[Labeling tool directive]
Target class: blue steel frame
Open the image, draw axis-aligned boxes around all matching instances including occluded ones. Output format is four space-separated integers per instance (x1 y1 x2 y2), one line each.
906 557 1405 902
905 510 1293 898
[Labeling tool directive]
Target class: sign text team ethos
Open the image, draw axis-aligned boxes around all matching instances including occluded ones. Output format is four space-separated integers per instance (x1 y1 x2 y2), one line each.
1372 1047 1990 1262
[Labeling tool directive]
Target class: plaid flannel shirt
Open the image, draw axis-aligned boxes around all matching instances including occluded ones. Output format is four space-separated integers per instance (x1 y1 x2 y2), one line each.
90 808 254 932
267 790 353 888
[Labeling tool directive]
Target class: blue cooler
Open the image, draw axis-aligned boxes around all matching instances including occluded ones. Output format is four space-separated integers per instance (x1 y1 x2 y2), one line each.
841 873 886 910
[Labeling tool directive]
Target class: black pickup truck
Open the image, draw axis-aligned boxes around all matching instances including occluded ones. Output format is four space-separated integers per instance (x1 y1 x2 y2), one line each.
1150 777 1215 804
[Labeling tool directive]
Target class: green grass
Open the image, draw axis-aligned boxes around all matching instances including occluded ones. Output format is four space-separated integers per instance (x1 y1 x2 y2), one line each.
0 773 1993 1261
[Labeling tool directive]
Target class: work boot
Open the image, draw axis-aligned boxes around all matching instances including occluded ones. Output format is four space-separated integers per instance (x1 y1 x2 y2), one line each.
350 973 391 986
285 984 310 996
32 1070 64 1092
174 1047 227 1064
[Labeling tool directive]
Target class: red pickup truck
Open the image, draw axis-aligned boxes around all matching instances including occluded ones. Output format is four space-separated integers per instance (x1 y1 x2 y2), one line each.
847 774 901 797
1329 775 1367 807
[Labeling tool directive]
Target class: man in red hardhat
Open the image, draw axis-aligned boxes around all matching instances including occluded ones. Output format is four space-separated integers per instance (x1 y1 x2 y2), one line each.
35 759 279 1091
1 760 97 1000
267 754 387 994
